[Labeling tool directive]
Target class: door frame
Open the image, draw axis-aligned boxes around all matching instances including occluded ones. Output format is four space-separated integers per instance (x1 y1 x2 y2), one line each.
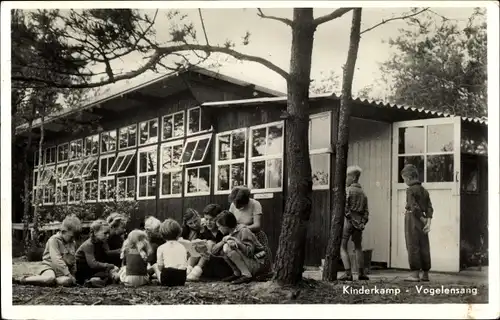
390 116 461 270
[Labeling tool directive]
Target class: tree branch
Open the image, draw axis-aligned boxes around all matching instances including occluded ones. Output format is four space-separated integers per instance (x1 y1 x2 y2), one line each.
313 8 354 27
360 8 430 35
257 8 293 26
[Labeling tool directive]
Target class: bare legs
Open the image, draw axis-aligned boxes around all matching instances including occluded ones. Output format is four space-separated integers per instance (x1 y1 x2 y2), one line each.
23 269 75 287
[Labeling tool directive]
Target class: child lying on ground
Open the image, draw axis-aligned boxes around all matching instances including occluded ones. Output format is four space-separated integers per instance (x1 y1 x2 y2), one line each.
118 230 152 287
20 215 82 287
75 220 120 287
212 210 266 284
156 219 188 287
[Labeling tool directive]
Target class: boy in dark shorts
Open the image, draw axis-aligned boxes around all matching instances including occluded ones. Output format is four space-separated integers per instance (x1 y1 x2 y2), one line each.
339 165 370 281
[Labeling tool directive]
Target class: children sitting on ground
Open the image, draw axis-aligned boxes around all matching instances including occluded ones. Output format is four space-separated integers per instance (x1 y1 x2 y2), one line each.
156 219 188 286
118 229 152 287
106 213 128 267
75 219 120 287
144 216 165 278
20 215 82 287
211 210 266 284
339 165 370 281
180 208 209 281
401 164 434 282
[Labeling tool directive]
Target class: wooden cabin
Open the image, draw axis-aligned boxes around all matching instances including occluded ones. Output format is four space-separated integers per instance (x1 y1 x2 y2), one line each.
13 68 488 273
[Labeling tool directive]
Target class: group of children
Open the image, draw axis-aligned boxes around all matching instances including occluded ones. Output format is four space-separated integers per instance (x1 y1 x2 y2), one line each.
19 201 270 288
338 164 434 282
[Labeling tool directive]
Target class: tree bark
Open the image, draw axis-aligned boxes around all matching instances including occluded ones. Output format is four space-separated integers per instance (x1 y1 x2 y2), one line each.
31 111 45 250
22 104 36 249
323 8 362 281
273 8 316 285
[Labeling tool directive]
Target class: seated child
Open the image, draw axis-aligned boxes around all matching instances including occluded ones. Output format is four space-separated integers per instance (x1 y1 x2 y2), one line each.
211 210 266 284
21 215 82 287
75 220 119 287
118 229 152 287
156 219 188 287
180 208 208 281
106 212 128 267
144 216 165 277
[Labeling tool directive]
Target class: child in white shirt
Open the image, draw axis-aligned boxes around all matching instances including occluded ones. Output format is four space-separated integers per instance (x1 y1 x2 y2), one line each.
156 219 188 286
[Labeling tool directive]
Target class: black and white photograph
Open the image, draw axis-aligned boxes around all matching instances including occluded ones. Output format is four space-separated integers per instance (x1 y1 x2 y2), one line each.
1 1 498 319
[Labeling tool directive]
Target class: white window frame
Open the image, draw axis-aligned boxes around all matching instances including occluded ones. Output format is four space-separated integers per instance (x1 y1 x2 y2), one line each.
55 182 68 205
108 150 136 175
214 128 247 195
309 112 332 190
98 153 116 202
38 165 56 186
185 164 211 197
179 133 213 165
80 157 98 178
67 181 83 204
117 176 136 201
100 129 117 154
187 106 212 136
137 145 158 200
83 180 98 203
44 146 57 165
159 140 183 199
248 121 285 193
139 118 159 146
42 184 56 205
118 124 138 150
69 139 83 160
61 161 83 181
161 111 185 141
57 143 69 163
84 134 99 156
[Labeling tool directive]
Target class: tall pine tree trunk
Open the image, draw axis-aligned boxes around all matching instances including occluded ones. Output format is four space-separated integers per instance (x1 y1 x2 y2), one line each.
31 111 45 251
273 8 316 285
22 104 37 250
323 8 362 281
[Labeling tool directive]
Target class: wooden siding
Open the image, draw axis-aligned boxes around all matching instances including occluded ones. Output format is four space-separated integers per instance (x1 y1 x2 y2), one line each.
347 117 392 264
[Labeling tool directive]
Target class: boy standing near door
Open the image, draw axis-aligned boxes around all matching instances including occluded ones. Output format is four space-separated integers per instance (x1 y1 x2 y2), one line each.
401 164 433 282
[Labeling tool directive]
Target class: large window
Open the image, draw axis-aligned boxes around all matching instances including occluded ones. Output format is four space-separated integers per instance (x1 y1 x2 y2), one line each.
39 165 56 205
69 139 83 160
61 161 84 181
84 134 99 156
397 123 454 183
119 124 137 150
98 154 116 201
309 112 332 190
160 141 183 198
68 181 83 204
117 176 136 200
44 147 56 165
162 111 184 141
215 129 247 194
248 121 284 192
55 164 68 204
137 146 158 199
57 143 69 162
179 133 212 165
139 118 159 146
100 129 117 153
187 107 202 135
83 180 98 202
185 165 211 196
108 150 136 175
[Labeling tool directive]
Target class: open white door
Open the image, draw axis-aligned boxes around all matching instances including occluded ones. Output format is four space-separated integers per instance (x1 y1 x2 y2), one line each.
390 116 461 272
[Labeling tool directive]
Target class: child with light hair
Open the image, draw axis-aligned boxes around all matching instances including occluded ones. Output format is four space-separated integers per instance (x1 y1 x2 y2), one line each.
21 215 82 286
156 219 188 286
401 164 434 282
118 229 152 287
106 212 128 266
143 216 165 278
339 165 370 281
75 220 119 287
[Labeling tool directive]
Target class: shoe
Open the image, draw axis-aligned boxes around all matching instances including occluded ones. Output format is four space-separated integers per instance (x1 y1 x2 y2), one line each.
84 278 106 288
186 266 203 282
358 274 369 281
222 274 240 282
231 275 253 284
404 271 420 282
338 273 353 281
420 271 430 282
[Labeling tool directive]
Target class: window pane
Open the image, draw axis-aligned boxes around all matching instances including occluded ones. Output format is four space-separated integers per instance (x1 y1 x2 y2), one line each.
192 138 210 162
128 125 137 147
218 134 230 161
149 119 158 143
108 131 116 151
107 157 115 173
231 163 245 188
146 151 157 172
310 115 330 150
188 108 200 134
100 159 107 176
172 172 182 194
127 177 136 198
119 128 128 149
232 131 246 159
268 124 283 155
118 178 126 196
173 112 184 137
398 156 425 183
427 155 454 182
110 155 125 173
198 167 210 192
266 159 282 189
217 164 230 191
162 172 172 195
162 146 172 170
140 121 149 144
186 168 198 193
427 124 454 153
251 128 267 157
163 116 173 140
119 154 134 172
173 144 183 166
85 137 92 156
139 176 147 197
90 182 98 200
139 152 147 173
251 161 265 189
181 141 197 163
311 153 329 187
147 176 157 197
398 126 425 154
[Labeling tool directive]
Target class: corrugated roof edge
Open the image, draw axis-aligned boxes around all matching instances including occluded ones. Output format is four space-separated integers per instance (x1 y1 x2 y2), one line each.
201 93 488 126
15 67 286 134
